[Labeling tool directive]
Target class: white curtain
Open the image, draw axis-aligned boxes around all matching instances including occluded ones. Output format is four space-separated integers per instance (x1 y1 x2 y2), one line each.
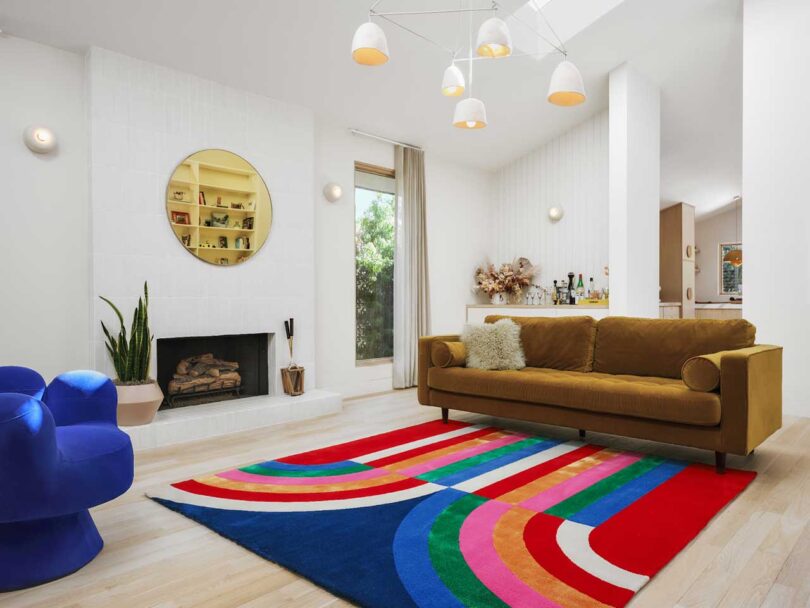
393 145 431 388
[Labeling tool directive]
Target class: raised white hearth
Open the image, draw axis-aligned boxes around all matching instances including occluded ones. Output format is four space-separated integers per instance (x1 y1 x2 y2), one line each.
121 389 341 451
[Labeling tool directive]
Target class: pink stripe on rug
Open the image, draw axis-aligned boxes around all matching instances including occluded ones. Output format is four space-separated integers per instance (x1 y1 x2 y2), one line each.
520 452 643 512
398 434 526 477
459 500 563 608
216 467 390 486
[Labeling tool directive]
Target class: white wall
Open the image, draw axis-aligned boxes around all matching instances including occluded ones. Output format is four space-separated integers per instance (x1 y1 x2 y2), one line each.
743 0 810 417
314 122 494 396
0 36 90 380
609 63 661 318
426 156 494 333
87 48 316 394
493 111 609 291
314 122 395 397
695 206 741 302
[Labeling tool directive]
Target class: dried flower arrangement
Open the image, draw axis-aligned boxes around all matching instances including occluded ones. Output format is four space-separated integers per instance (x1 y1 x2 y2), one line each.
474 257 536 299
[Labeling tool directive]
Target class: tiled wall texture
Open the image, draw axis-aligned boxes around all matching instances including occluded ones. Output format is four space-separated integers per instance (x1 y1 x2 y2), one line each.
87 48 315 393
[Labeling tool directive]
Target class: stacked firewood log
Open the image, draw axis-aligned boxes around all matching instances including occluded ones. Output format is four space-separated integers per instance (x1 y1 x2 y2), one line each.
167 353 241 395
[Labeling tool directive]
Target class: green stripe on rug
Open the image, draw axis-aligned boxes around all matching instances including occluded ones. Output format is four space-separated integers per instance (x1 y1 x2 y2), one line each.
545 457 664 519
417 438 542 483
239 463 372 477
429 493 509 608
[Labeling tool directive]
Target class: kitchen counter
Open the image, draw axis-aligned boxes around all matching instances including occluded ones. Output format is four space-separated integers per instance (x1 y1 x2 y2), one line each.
695 303 742 309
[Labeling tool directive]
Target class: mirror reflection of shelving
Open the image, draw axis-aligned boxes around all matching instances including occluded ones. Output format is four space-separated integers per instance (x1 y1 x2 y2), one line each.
166 149 272 265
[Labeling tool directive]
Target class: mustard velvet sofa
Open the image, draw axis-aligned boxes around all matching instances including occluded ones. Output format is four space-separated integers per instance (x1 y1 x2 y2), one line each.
418 316 782 473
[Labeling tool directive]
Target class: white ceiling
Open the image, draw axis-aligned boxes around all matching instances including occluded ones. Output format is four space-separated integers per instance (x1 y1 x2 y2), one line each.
0 0 742 213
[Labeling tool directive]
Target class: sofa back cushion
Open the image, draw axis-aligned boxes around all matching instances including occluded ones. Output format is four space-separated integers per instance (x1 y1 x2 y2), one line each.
485 315 597 372
593 316 756 379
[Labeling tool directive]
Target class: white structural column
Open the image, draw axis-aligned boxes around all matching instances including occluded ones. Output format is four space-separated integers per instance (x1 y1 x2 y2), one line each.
608 63 661 318
743 0 810 417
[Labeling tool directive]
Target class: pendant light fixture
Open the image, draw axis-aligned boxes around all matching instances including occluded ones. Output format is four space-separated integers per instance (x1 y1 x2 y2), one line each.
441 63 465 96
722 196 743 267
352 1 584 128
454 5 487 129
476 17 512 58
351 21 389 66
548 59 586 106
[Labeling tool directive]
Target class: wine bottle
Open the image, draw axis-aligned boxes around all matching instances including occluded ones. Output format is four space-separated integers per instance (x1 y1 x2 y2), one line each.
576 274 585 298
589 277 595 299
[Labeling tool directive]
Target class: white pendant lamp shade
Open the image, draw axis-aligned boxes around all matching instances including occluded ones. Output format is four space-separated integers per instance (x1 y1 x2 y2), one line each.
441 64 465 96
352 22 389 66
476 18 512 58
548 60 586 106
453 97 487 129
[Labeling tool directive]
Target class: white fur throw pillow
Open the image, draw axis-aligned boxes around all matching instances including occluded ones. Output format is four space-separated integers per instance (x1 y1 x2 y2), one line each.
462 319 526 371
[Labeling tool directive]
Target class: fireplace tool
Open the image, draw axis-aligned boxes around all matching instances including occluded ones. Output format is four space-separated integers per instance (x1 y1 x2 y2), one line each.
281 317 305 396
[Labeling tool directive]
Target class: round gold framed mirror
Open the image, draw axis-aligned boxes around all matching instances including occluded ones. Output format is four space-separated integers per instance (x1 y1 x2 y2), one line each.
166 149 272 265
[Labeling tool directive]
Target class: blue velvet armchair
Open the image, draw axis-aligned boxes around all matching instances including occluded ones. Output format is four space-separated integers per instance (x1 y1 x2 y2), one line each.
0 367 134 591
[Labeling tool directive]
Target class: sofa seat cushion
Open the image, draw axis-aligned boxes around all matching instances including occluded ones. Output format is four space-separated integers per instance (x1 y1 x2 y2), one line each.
427 367 721 426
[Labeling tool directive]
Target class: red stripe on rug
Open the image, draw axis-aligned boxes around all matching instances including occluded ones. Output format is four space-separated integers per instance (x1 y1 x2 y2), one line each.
172 477 427 502
475 444 604 500
277 420 472 465
367 427 498 467
589 464 756 576
524 512 633 608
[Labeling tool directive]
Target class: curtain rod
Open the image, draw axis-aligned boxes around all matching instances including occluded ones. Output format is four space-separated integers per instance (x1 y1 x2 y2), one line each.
349 129 423 151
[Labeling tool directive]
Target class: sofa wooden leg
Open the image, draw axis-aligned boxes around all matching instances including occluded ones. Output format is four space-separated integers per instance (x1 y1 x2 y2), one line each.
441 408 449 424
715 451 726 474
578 429 586 439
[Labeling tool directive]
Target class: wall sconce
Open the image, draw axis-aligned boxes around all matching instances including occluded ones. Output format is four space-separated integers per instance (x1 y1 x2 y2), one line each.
23 125 57 154
548 207 564 223
323 183 343 203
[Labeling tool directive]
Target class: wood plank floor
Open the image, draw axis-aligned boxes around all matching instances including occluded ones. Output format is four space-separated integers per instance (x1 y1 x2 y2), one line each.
4 389 809 608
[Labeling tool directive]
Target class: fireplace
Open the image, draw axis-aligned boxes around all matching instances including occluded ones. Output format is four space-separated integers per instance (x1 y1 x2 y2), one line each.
156 333 271 409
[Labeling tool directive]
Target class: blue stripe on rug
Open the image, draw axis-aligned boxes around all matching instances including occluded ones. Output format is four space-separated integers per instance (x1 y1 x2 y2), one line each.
429 439 563 486
393 488 467 608
569 460 687 526
252 460 361 471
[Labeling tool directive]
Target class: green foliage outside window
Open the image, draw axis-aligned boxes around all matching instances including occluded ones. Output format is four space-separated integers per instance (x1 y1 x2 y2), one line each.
356 190 395 360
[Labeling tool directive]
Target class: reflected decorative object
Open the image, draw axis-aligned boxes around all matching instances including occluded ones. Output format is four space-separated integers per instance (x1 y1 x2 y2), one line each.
441 64 465 96
548 206 564 222
323 183 343 202
548 60 586 106
476 17 512 58
351 22 389 65
166 149 272 265
22 125 57 154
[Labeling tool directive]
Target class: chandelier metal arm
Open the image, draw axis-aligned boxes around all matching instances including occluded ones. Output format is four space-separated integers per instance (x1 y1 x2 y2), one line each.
372 13 458 56
371 6 497 18
501 3 565 56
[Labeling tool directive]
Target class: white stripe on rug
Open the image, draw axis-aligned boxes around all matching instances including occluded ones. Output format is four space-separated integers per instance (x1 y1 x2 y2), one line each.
353 424 488 463
451 441 585 493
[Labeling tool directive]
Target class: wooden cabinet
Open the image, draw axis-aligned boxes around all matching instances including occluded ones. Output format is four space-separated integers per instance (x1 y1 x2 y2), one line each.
659 304 681 319
695 307 742 320
660 203 696 318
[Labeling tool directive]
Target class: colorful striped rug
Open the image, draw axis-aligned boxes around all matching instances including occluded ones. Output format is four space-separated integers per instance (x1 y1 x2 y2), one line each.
148 420 755 607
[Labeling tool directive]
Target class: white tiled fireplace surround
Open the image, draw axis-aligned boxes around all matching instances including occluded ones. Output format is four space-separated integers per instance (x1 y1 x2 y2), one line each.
87 48 340 449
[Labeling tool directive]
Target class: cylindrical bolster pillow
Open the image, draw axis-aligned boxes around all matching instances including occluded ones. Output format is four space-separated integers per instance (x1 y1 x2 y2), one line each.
431 341 467 368
682 351 725 392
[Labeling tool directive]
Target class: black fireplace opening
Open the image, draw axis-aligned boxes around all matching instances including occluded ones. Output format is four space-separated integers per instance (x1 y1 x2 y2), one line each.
156 333 270 409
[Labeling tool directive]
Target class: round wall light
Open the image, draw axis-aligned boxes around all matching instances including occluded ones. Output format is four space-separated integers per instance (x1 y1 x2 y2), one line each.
548 207 564 222
323 183 343 203
23 125 57 154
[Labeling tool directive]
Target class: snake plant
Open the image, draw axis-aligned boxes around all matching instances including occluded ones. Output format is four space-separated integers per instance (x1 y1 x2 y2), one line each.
100 282 154 383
